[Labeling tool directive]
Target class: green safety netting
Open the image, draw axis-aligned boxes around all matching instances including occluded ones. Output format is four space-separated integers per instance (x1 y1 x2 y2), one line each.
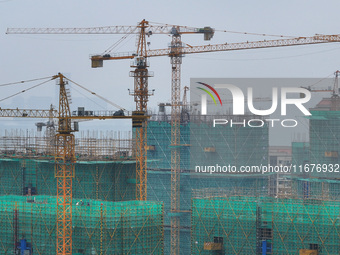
192 195 340 255
0 158 136 201
0 195 164 255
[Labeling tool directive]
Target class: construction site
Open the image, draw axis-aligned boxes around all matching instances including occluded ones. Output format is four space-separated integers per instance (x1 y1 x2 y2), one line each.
1 19 340 255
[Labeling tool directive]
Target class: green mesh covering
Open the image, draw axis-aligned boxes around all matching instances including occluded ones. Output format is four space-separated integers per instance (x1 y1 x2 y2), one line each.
191 196 263 254
0 195 164 255
190 121 268 169
290 177 340 201
147 118 269 255
292 142 310 167
147 121 190 170
192 195 340 255
309 110 340 178
147 120 268 170
0 158 136 201
269 198 340 254
147 171 269 255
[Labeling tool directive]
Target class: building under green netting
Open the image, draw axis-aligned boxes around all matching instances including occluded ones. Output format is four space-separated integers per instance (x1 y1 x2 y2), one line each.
147 121 190 170
0 195 163 255
0 158 136 201
147 115 269 255
147 171 270 255
189 119 268 169
147 116 268 170
292 142 310 167
290 177 340 200
192 196 261 254
308 98 340 178
192 195 340 255
270 198 340 254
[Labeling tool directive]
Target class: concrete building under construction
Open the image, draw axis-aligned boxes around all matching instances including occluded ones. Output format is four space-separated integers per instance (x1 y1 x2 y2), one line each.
188 96 340 255
1 94 340 254
146 106 270 254
0 130 164 255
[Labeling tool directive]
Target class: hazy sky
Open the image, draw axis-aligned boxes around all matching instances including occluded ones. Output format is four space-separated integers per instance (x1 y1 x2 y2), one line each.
1 0 340 142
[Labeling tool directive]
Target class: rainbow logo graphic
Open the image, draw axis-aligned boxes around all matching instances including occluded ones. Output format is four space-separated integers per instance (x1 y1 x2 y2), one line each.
196 82 223 106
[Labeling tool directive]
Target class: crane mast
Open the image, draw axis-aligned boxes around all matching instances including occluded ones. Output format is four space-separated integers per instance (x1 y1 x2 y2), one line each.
170 30 183 255
129 19 153 201
54 73 75 255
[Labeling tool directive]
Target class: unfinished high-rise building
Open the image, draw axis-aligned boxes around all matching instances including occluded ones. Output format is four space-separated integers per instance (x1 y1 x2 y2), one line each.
146 105 270 254
0 130 164 254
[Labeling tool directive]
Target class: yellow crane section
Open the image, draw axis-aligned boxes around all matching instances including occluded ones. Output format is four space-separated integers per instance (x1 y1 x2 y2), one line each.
0 108 58 118
90 33 340 64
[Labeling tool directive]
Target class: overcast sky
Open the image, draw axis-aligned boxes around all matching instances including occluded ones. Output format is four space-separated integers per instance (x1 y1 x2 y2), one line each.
1 0 340 143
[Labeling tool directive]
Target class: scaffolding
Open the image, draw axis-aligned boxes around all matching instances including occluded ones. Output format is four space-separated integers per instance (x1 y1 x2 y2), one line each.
191 195 266 255
189 115 268 170
292 142 310 168
147 170 271 254
0 195 164 255
270 197 340 254
290 177 340 201
191 185 340 255
0 158 137 202
0 129 166 254
147 113 269 254
0 129 133 160
0 130 136 201
147 115 269 171
147 121 190 170
308 98 340 178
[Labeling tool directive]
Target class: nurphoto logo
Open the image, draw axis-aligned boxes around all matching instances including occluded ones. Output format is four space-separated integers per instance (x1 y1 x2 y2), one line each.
197 82 311 116
196 81 312 128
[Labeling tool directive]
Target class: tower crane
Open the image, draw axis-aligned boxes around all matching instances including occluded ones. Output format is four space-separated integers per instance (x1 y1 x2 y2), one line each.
0 73 145 255
1 74 76 255
7 21 340 254
7 20 214 206
300 70 340 111
301 70 340 97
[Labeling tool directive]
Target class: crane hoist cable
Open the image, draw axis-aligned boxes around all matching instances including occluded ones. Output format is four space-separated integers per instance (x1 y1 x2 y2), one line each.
63 76 126 111
307 72 335 89
70 85 106 110
214 29 297 38
103 32 134 54
0 74 126 111
0 76 53 87
0 78 54 103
